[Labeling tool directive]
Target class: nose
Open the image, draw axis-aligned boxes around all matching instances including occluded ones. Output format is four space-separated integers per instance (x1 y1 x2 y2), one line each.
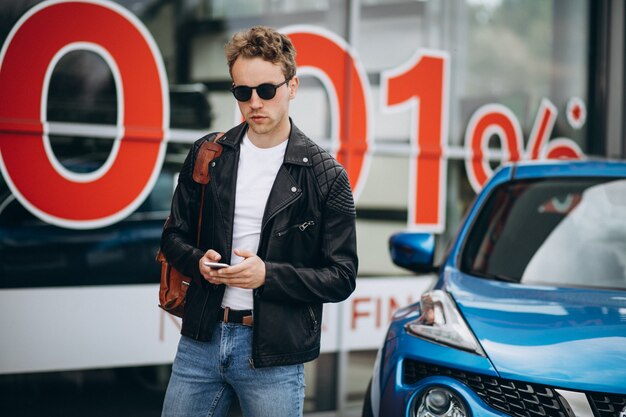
248 90 263 108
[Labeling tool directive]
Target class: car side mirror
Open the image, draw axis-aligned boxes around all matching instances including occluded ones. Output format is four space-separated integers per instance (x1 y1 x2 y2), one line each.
389 232 437 273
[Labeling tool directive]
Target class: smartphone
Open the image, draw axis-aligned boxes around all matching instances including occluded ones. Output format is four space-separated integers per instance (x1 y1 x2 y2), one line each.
203 261 230 269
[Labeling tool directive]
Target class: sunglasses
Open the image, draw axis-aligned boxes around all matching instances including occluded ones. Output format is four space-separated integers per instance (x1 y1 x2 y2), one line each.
231 78 291 102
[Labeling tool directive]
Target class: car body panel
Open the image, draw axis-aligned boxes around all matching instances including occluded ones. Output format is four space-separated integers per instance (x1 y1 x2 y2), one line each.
445 269 626 394
369 160 626 417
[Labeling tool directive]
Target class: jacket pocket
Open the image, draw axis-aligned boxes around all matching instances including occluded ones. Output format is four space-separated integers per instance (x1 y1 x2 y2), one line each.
305 305 319 334
276 219 316 238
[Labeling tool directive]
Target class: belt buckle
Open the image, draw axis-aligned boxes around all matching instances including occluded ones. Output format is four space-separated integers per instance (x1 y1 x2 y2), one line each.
222 307 253 326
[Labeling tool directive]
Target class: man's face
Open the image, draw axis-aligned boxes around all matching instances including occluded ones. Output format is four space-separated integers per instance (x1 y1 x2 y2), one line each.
231 57 297 142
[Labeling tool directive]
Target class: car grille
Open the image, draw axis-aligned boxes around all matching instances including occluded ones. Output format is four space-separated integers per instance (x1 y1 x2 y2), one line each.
403 359 626 417
588 392 626 417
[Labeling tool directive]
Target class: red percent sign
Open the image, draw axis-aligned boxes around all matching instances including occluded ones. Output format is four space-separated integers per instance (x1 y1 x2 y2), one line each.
0 0 168 228
465 98 583 193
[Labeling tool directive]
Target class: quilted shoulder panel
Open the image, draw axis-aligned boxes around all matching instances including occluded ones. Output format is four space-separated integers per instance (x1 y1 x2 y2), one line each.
307 140 356 216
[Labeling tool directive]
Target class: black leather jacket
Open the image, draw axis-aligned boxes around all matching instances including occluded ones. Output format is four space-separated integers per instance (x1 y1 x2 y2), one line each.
161 121 358 368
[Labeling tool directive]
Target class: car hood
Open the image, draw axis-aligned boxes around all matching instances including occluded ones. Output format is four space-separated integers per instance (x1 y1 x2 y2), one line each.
445 271 626 393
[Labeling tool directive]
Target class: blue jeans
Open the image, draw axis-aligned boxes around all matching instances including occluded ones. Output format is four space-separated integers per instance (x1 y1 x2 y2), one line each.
162 322 305 417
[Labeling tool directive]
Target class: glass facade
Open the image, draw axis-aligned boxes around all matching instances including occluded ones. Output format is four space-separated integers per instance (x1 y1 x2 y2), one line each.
0 0 620 415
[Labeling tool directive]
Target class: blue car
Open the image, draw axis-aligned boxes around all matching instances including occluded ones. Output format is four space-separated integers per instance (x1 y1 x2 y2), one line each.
364 160 626 417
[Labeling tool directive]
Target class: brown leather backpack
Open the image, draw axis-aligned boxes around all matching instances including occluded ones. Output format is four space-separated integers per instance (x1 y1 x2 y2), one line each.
156 132 223 317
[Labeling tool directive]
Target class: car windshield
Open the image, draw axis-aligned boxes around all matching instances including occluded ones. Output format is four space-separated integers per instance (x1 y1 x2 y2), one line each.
460 177 626 289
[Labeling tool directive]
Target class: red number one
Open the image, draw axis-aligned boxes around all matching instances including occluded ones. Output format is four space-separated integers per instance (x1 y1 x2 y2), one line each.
382 51 449 232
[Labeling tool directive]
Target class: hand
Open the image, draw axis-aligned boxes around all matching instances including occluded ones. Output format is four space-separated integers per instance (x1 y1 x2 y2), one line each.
209 248 266 289
199 249 223 282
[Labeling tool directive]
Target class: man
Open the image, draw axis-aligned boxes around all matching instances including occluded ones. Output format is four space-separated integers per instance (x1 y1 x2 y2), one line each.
161 26 358 417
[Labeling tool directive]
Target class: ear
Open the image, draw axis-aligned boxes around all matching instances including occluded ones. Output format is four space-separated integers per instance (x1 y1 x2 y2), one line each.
288 76 299 100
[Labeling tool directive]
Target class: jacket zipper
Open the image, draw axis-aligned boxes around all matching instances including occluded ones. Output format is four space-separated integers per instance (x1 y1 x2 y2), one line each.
253 177 303 366
277 220 315 237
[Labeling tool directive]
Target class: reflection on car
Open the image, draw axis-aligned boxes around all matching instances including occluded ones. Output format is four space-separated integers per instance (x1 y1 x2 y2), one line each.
364 160 626 417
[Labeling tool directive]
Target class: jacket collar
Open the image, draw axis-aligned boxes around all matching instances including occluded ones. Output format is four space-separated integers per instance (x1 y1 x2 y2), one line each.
219 119 312 167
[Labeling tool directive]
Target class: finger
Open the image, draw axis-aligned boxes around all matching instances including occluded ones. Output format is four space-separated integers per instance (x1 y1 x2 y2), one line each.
216 264 245 277
204 249 222 261
219 277 249 289
233 248 255 258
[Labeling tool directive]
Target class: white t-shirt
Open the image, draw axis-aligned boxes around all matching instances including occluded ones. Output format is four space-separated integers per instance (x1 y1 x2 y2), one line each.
221 134 288 310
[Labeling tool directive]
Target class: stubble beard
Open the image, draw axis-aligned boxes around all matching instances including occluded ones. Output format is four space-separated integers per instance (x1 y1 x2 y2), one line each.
246 113 283 138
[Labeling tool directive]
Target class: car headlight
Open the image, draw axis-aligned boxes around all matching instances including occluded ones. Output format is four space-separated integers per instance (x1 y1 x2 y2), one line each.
406 290 485 356
414 387 467 417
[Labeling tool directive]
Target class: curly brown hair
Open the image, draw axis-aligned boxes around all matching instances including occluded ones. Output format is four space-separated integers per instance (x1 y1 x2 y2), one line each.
225 26 297 80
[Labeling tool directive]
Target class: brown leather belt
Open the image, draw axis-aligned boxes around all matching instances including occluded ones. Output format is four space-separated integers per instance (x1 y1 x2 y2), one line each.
220 307 253 326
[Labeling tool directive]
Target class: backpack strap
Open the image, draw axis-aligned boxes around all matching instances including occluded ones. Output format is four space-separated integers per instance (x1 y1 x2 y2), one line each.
193 132 224 184
156 132 225 282
192 132 224 247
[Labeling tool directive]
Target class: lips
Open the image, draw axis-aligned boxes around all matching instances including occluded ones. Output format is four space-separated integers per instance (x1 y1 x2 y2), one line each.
250 115 266 123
